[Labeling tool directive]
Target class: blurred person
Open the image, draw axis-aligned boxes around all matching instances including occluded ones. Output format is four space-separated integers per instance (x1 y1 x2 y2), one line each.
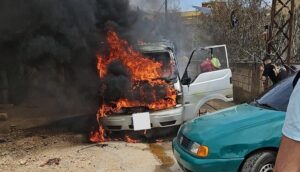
200 57 213 73
274 59 288 82
211 54 221 70
261 57 278 84
274 72 300 172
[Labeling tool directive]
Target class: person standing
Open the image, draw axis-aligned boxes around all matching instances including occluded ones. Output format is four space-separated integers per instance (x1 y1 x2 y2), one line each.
261 57 278 85
200 57 213 73
274 73 300 171
211 54 221 70
274 59 288 82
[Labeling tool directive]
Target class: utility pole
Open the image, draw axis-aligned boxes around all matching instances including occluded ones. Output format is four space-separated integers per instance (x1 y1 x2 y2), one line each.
165 0 168 22
266 0 295 65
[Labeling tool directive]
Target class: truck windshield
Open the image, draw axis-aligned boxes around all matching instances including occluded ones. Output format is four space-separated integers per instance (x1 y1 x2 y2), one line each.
254 76 294 112
143 52 178 82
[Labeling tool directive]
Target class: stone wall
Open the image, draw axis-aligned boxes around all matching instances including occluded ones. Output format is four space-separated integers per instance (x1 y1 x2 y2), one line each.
231 63 264 103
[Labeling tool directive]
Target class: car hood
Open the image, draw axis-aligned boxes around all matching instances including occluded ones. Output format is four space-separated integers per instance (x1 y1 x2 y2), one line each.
181 103 285 144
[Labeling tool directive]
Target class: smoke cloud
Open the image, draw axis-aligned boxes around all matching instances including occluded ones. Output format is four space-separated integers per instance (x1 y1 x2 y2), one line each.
0 0 194 114
0 0 135 110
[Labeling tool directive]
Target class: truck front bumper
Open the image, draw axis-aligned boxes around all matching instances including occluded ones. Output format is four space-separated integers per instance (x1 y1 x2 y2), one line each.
101 106 183 131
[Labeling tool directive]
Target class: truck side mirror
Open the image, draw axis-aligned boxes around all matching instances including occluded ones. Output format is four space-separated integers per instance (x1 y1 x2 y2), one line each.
181 77 191 85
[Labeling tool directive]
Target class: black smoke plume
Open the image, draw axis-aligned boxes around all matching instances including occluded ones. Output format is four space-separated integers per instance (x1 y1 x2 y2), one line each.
0 0 137 113
0 0 192 116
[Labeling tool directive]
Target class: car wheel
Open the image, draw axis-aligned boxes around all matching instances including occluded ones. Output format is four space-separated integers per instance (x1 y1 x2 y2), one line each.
241 151 276 172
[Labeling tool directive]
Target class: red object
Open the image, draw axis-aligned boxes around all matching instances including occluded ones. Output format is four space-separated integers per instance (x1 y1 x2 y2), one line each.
200 58 213 72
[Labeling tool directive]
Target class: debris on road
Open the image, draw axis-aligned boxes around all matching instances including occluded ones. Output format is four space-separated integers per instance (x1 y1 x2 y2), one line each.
0 137 6 143
96 144 108 148
77 143 109 153
40 158 61 167
0 113 8 121
19 159 27 165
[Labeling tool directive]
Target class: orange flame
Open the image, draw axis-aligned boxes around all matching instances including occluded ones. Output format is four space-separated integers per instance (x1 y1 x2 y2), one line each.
90 30 177 143
97 31 162 81
90 125 106 143
124 135 140 143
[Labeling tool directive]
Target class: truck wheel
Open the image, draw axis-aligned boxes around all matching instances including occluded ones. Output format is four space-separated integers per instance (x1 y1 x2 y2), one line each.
241 151 276 172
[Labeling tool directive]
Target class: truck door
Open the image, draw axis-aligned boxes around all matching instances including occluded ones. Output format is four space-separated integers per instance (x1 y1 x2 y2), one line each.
181 45 233 121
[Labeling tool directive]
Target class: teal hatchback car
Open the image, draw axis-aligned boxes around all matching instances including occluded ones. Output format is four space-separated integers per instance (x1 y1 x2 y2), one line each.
173 76 295 172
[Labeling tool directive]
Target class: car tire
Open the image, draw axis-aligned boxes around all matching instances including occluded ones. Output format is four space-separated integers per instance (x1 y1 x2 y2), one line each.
241 151 276 172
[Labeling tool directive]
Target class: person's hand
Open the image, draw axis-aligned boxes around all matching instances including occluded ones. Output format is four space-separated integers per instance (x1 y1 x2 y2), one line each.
273 65 280 76
261 76 266 81
259 65 264 72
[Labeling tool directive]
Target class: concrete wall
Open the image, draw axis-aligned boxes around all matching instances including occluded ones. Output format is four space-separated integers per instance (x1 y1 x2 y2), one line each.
0 70 9 104
231 63 264 103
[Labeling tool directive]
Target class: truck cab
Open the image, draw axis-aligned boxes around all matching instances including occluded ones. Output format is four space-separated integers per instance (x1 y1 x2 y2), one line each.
101 43 233 131
181 45 233 121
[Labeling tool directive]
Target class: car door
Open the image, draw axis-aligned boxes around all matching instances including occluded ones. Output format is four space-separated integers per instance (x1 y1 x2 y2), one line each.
181 45 233 121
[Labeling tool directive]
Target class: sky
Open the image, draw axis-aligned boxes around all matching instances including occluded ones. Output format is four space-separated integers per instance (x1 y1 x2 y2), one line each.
180 0 272 11
180 0 206 11
129 0 207 12
130 0 272 12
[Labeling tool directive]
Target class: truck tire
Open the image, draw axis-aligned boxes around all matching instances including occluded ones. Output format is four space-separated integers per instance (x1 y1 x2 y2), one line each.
241 151 276 172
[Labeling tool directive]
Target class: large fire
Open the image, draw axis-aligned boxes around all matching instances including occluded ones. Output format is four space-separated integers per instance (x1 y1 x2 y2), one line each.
90 30 177 142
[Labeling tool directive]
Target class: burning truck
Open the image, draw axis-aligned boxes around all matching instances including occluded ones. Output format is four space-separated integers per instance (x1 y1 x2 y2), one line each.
91 30 233 142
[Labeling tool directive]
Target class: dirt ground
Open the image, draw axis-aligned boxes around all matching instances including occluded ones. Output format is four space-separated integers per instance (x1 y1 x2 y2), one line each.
0 100 234 172
0 131 179 172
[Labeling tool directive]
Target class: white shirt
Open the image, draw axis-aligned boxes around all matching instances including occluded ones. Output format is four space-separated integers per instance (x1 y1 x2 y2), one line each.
282 79 300 141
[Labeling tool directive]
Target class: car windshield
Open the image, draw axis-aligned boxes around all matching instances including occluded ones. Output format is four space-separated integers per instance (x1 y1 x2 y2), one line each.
254 75 295 112
143 52 178 82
